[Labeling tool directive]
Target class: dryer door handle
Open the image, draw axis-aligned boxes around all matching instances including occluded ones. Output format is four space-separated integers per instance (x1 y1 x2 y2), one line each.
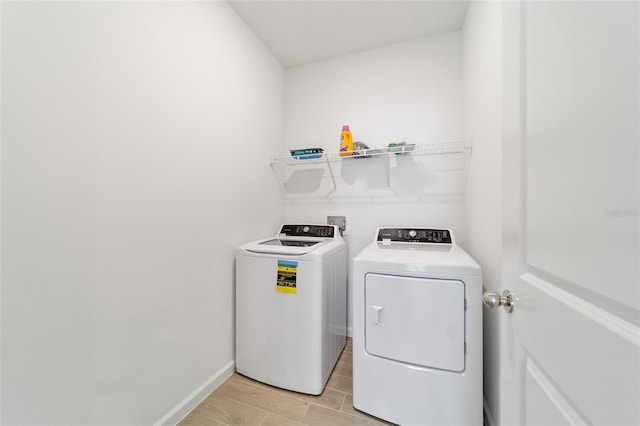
371 305 385 326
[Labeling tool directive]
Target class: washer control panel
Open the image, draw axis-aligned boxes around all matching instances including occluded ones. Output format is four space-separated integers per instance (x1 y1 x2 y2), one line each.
377 228 452 244
280 224 336 238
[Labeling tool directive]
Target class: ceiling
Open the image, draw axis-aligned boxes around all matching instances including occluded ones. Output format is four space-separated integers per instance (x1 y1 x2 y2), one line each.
228 0 470 68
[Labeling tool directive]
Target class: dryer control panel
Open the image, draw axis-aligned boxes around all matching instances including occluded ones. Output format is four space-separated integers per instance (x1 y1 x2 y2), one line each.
377 228 452 244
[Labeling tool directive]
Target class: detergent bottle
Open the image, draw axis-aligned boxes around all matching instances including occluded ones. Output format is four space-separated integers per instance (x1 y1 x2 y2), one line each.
339 125 353 156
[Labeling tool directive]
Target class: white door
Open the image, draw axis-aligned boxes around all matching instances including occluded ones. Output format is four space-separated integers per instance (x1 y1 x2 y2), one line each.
499 1 639 425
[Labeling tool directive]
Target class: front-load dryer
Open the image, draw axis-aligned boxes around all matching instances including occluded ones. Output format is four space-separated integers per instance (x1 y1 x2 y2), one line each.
236 224 347 395
352 228 482 425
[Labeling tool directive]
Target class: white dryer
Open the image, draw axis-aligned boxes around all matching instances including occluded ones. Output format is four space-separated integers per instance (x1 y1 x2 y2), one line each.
236 224 346 395
352 228 482 425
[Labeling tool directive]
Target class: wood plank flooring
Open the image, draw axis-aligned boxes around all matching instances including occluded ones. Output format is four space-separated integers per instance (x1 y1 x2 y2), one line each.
179 338 393 426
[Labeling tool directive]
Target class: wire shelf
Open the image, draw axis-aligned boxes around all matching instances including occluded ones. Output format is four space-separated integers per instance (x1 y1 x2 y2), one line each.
271 140 473 199
273 140 471 168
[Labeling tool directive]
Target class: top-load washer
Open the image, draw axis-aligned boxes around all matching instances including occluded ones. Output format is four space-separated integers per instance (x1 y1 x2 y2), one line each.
352 227 482 425
236 224 346 395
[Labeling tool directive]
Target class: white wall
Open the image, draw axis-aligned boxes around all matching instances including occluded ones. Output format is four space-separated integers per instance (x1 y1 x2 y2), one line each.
1 2 284 424
462 2 503 425
283 32 465 334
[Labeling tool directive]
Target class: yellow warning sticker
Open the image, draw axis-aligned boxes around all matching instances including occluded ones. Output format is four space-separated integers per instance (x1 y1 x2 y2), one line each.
276 260 297 294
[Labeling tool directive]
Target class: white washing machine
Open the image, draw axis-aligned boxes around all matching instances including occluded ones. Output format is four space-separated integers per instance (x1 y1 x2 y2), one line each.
353 227 482 425
236 224 347 395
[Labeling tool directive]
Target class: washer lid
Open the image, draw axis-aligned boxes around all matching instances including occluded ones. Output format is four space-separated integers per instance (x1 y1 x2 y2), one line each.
260 239 320 248
239 224 344 257
244 238 330 256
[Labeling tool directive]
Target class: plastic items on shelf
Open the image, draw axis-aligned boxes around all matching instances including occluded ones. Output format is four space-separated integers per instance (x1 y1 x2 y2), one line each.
339 125 353 157
290 148 324 159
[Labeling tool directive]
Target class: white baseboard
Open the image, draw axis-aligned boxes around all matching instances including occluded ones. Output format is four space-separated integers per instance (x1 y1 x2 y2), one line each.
155 360 235 426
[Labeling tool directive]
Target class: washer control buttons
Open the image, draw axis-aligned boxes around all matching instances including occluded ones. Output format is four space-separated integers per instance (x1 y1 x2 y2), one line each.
279 225 336 238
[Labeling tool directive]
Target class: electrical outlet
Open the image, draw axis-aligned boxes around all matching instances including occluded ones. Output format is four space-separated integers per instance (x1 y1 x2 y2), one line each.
327 216 346 233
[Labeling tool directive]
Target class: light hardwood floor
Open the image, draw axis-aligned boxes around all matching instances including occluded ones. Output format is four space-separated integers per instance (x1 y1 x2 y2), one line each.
179 338 393 426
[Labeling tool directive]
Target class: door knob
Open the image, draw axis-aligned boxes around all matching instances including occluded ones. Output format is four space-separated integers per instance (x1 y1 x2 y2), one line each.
482 290 514 313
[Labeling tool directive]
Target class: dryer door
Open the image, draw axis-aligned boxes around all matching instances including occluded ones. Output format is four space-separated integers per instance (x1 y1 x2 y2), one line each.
365 273 465 372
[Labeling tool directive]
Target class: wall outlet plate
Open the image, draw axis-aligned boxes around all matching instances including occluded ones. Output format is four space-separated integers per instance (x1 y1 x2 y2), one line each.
327 216 346 233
